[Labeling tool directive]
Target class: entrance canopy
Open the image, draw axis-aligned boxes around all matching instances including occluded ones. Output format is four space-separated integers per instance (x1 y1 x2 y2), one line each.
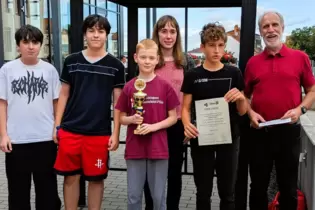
69 0 257 80
110 0 242 8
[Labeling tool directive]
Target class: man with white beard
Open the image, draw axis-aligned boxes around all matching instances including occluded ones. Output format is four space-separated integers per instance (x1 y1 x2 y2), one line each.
244 11 315 210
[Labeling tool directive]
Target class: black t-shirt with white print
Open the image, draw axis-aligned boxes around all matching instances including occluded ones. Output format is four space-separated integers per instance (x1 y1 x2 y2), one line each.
181 64 245 139
60 52 125 136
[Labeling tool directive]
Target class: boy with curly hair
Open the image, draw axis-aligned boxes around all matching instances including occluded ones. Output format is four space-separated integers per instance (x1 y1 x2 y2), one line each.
181 23 247 209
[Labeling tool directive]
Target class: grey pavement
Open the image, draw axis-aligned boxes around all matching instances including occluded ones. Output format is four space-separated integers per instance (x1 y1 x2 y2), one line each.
0 125 239 210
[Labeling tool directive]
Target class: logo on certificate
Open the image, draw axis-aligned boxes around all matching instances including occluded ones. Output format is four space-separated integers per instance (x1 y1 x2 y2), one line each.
204 100 219 108
205 101 219 106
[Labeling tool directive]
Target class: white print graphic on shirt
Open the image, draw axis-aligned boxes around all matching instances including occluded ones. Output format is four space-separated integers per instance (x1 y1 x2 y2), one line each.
95 159 104 169
11 71 48 104
143 96 164 104
193 78 232 90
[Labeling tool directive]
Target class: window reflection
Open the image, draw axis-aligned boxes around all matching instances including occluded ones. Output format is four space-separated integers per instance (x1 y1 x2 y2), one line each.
84 3 89 18
90 0 96 6
60 0 70 59
97 7 106 17
1 0 21 61
107 1 117 12
123 6 127 56
91 6 96 14
107 11 118 57
96 0 105 8
6 0 21 16
138 8 146 41
24 0 51 60
0 0 123 62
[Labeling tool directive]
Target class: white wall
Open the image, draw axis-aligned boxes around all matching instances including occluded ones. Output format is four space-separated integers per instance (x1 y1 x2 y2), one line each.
225 36 240 61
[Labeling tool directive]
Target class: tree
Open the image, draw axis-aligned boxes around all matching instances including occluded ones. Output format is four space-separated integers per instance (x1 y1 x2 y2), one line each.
285 26 315 60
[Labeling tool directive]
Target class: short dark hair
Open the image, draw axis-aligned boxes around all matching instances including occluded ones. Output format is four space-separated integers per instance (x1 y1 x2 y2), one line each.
119 55 126 60
200 23 227 45
82 14 111 35
15 24 44 46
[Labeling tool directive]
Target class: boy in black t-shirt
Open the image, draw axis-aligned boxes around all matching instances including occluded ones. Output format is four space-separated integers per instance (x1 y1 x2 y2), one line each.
181 23 247 209
53 15 125 209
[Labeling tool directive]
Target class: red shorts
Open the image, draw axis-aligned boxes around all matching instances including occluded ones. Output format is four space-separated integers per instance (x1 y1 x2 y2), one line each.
54 128 110 181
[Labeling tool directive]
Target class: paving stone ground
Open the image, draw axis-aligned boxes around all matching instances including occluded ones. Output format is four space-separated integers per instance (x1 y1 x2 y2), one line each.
0 125 247 210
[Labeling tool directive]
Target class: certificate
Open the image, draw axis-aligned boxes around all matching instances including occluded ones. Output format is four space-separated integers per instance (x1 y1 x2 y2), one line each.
195 97 232 146
258 118 291 127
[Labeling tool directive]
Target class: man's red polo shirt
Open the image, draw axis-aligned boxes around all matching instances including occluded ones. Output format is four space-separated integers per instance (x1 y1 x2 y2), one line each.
244 45 315 121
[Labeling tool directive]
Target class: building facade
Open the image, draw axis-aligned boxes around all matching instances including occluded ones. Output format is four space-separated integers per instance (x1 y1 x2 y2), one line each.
0 0 125 72
1 1 261 75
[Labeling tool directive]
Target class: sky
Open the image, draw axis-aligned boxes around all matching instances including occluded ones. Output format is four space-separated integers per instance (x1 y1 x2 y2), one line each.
123 0 315 52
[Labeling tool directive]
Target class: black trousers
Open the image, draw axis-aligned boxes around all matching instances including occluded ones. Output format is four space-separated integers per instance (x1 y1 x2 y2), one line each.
144 120 185 210
5 141 61 210
191 137 240 210
235 115 251 210
249 123 301 210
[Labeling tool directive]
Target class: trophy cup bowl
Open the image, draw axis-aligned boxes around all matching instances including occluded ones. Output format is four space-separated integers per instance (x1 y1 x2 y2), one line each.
133 79 147 134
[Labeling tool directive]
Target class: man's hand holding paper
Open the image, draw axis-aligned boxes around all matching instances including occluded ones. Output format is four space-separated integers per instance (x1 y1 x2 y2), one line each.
280 107 302 123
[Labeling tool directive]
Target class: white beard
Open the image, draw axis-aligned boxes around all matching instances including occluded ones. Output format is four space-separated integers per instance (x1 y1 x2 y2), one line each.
263 34 283 49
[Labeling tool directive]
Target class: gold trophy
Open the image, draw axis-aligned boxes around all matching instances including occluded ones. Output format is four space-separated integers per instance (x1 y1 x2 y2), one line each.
133 78 147 134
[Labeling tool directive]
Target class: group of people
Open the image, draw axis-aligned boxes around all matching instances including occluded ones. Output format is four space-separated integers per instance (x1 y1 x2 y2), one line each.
0 9 314 210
